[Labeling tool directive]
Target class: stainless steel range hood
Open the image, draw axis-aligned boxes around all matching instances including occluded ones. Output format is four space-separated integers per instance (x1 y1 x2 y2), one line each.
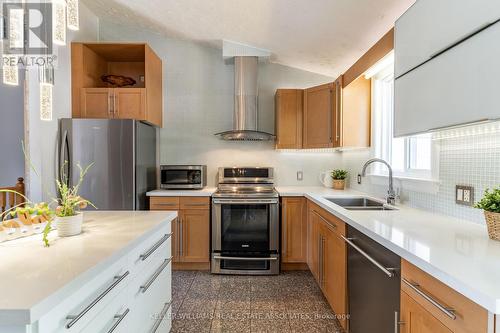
215 56 275 141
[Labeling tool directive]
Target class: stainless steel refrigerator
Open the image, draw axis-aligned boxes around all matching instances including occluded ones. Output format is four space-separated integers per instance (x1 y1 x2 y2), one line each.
57 119 157 210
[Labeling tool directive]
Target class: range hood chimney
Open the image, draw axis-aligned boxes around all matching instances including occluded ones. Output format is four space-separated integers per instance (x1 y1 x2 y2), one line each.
215 56 275 141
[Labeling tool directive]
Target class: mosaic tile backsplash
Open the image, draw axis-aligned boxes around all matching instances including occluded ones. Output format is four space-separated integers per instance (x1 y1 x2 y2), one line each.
344 122 500 224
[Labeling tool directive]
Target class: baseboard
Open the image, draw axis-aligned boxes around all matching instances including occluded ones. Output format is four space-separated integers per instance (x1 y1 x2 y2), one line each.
173 262 210 271
281 262 309 271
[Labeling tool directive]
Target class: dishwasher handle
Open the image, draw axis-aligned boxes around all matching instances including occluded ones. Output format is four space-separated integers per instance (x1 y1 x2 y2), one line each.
342 235 396 278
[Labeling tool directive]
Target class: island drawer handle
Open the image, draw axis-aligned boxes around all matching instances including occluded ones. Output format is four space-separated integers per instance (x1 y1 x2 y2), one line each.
107 308 130 333
341 236 396 278
66 271 130 329
140 258 172 293
402 278 456 320
140 233 172 261
151 301 172 333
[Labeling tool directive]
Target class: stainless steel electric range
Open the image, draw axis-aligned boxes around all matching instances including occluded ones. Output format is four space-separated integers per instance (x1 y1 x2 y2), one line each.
211 167 279 275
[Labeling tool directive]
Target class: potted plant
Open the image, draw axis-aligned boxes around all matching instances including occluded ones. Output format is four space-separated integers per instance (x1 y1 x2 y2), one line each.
53 163 94 237
474 187 500 241
331 169 348 190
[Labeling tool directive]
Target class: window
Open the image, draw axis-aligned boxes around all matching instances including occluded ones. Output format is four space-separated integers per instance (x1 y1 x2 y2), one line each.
370 53 437 181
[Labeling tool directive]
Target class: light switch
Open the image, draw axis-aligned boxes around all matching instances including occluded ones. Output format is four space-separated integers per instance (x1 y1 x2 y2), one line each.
297 171 303 181
456 185 474 206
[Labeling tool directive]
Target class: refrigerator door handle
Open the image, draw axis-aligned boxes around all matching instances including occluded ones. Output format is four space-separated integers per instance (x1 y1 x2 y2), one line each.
59 130 70 186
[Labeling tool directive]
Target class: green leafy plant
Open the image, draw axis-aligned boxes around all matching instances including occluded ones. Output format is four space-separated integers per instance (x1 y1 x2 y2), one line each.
54 162 95 217
331 169 348 180
474 188 500 213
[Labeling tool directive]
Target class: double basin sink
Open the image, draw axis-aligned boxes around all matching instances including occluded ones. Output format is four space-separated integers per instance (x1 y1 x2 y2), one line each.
324 197 397 211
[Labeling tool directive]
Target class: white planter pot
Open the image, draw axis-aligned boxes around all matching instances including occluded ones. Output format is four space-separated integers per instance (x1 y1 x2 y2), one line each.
55 213 83 237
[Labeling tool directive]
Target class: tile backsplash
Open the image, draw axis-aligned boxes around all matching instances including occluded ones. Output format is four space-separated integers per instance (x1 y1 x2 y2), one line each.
344 122 500 224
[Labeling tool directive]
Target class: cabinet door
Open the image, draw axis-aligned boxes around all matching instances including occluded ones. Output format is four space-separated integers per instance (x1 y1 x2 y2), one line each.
282 197 307 263
80 88 112 118
341 76 370 148
180 209 210 263
395 0 500 77
401 291 453 333
303 83 335 148
145 45 163 127
275 89 303 149
321 221 347 330
394 21 500 137
114 88 146 120
307 207 320 281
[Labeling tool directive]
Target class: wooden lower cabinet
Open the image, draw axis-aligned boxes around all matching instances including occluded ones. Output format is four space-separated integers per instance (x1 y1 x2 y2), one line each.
150 196 210 267
181 209 210 262
306 200 347 330
401 291 453 333
281 197 307 263
400 260 489 333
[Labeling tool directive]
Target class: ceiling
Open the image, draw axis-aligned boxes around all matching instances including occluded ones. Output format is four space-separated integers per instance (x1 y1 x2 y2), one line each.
83 0 414 77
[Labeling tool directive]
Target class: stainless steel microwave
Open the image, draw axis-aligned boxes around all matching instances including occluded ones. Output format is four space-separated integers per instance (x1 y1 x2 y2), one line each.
160 165 207 189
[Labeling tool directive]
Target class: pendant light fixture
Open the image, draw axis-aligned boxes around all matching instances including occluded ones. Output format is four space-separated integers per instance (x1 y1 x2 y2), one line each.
52 0 66 45
66 0 79 31
39 65 54 121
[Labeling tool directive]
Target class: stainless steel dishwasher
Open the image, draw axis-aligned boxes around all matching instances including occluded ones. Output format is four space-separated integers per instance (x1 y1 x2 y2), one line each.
345 226 401 333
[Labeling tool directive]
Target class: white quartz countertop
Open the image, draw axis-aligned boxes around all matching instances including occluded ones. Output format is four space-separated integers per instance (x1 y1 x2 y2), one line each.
147 188 216 197
0 211 176 325
277 186 500 314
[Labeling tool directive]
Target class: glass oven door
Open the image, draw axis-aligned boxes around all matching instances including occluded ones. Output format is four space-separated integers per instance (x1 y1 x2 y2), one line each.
212 198 279 255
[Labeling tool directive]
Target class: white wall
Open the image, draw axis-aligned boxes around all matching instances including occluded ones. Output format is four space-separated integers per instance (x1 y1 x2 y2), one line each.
27 3 99 201
99 21 343 186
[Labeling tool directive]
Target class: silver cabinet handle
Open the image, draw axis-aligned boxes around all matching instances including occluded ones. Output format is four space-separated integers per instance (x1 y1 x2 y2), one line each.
107 308 130 333
402 278 456 320
313 210 337 229
113 93 117 116
66 271 130 329
179 217 183 257
341 236 396 278
213 256 278 261
282 206 287 257
108 93 113 116
151 301 172 333
140 258 172 293
139 234 171 261
394 311 404 333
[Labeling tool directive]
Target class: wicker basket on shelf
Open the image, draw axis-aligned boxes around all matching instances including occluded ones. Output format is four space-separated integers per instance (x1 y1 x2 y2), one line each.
484 211 500 241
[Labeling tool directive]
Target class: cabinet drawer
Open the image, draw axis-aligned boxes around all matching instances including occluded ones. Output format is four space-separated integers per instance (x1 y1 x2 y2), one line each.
307 201 346 236
127 256 172 332
38 256 130 333
401 260 488 333
180 197 210 210
150 197 179 210
80 289 131 333
128 225 172 276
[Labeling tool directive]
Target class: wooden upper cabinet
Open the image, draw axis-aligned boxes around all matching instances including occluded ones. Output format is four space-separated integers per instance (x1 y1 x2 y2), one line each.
341 75 371 148
303 83 336 148
281 197 307 263
114 88 146 120
275 89 303 149
80 88 112 119
71 42 163 127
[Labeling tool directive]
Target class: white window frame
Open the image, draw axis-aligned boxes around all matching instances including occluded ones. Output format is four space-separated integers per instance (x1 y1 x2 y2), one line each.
368 61 440 193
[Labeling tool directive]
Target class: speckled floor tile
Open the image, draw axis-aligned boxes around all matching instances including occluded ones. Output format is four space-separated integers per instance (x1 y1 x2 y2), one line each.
172 271 345 333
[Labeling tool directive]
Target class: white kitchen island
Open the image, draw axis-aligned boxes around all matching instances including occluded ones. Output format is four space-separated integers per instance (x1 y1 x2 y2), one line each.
0 211 176 333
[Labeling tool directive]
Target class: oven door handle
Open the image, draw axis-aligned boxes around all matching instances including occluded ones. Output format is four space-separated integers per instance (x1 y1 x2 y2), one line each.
212 199 279 205
213 256 279 261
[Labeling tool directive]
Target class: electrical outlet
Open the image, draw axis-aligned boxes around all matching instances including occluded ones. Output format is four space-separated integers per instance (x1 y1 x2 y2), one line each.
456 185 474 206
297 171 303 181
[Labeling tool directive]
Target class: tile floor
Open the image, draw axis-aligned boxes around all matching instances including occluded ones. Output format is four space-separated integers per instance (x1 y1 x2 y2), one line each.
171 270 345 333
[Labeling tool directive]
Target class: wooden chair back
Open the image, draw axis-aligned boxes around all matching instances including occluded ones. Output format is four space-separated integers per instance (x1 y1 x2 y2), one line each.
0 177 25 214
